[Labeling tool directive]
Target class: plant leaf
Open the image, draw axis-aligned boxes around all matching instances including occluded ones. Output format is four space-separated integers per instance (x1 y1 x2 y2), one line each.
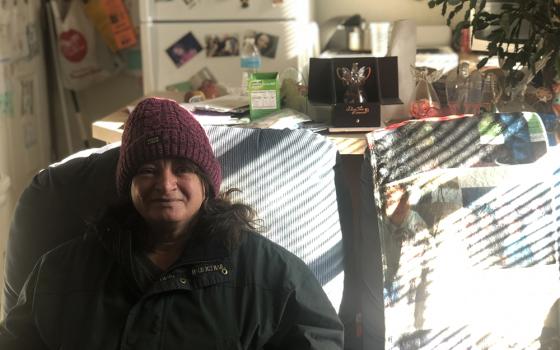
477 57 490 69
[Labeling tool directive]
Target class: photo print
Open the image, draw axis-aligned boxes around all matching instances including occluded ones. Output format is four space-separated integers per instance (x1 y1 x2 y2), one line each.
166 32 202 68
187 67 217 89
255 32 279 58
186 67 224 99
165 80 192 93
243 30 279 58
165 67 225 101
205 34 239 57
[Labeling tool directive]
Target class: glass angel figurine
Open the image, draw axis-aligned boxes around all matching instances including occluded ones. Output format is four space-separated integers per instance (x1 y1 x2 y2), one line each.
336 62 372 104
410 66 443 119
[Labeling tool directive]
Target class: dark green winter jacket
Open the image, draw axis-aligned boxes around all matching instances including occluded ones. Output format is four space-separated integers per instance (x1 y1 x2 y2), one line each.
0 223 343 350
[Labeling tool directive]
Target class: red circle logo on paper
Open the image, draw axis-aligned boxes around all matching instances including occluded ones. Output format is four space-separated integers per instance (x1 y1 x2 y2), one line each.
59 29 87 63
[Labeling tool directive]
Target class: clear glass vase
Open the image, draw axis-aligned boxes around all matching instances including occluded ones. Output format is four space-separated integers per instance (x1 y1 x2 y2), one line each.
498 54 552 113
480 72 503 113
497 78 535 113
445 62 483 115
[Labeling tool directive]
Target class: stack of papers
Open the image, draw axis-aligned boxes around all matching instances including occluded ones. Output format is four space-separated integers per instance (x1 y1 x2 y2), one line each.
243 108 312 129
182 95 250 125
125 95 328 129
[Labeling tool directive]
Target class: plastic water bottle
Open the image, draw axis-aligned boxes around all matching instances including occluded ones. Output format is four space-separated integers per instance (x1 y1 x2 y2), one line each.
240 37 261 95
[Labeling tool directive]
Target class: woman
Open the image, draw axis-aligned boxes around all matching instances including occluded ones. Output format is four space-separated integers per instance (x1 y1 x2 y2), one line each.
0 98 343 349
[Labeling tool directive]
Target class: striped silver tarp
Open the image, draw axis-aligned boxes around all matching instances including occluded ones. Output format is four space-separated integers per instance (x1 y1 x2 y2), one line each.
206 126 345 311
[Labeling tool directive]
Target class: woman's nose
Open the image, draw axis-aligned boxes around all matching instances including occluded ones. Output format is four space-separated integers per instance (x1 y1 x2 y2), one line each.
156 166 177 192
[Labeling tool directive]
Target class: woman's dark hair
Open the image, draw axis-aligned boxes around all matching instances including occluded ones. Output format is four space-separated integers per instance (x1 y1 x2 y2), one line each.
194 188 262 250
192 170 262 250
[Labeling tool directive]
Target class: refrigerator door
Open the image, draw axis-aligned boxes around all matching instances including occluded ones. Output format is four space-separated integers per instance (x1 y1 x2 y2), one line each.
141 21 305 94
139 0 309 22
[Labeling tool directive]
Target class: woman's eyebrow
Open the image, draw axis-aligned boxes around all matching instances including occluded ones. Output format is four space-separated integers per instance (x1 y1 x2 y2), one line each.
174 159 193 166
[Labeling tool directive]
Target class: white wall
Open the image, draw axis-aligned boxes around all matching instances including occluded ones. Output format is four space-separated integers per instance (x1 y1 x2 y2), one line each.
314 0 448 25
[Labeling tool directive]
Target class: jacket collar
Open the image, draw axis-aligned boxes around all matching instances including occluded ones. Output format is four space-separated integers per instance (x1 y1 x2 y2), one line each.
172 236 232 267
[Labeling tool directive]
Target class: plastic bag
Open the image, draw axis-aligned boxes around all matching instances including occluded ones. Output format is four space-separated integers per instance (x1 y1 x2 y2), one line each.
51 0 123 91
83 0 137 52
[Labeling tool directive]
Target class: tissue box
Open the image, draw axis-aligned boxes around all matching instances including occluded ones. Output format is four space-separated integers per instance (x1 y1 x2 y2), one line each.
249 72 280 119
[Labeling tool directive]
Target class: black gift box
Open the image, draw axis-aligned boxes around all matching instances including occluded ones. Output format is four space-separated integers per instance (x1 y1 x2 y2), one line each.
308 56 402 128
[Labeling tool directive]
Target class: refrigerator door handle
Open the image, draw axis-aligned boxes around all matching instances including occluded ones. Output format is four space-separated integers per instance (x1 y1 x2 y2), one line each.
139 0 153 23
141 22 157 94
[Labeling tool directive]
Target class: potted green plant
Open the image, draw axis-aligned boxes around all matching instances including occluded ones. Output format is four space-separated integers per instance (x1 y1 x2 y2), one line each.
428 0 560 88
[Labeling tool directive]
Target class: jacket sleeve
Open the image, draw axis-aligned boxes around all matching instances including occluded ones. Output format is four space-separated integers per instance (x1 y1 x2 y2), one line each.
265 272 344 350
0 260 48 350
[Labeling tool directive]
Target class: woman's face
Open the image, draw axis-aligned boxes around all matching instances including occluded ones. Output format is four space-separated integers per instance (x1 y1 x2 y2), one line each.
131 158 206 232
256 34 270 50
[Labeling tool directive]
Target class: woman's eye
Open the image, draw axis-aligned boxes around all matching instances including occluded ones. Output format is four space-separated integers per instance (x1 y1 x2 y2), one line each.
137 167 156 175
175 165 194 174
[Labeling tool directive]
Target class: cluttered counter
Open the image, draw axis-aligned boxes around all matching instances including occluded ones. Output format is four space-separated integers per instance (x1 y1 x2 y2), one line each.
91 91 370 155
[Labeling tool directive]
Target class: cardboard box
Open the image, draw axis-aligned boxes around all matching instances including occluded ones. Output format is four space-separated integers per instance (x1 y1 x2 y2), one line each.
249 72 280 119
308 56 402 128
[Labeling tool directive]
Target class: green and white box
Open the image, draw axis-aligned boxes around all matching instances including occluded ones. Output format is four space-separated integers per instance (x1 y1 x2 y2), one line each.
248 72 280 119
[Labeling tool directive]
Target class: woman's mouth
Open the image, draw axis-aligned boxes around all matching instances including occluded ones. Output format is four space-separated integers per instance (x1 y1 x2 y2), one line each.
152 197 181 203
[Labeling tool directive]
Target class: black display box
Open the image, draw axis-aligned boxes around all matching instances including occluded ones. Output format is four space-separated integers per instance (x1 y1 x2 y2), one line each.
308 56 402 128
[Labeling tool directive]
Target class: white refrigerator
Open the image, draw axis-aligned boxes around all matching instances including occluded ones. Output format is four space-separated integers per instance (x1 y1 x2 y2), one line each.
139 0 315 94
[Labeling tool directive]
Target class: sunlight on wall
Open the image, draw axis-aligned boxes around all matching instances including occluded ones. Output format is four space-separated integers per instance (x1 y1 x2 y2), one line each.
315 0 447 26
280 21 319 79
277 0 310 21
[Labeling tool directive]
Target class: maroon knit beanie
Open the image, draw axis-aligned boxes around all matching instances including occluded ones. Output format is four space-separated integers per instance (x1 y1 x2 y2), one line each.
116 97 221 198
